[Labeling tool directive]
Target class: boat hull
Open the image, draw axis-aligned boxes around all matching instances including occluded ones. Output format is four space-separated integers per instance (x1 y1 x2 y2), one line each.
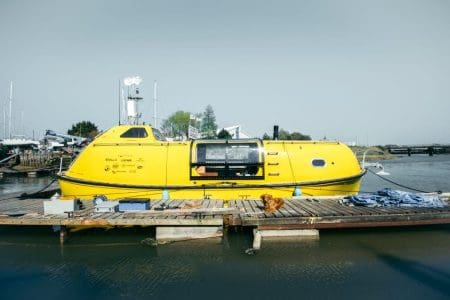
58 125 365 200
58 172 364 200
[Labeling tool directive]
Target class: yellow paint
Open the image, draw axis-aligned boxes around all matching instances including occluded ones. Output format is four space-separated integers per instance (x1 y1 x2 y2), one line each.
59 125 364 200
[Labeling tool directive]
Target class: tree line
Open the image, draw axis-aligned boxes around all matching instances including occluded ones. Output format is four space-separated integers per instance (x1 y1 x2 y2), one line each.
262 129 311 141
67 105 311 141
160 105 218 139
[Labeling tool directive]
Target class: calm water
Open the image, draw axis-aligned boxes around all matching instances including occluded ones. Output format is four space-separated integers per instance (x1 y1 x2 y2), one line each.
1 155 450 300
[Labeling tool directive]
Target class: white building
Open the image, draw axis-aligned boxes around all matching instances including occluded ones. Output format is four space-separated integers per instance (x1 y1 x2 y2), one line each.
217 125 251 139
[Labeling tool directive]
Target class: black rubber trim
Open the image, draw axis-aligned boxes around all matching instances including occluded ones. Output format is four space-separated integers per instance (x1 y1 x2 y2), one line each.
58 169 366 191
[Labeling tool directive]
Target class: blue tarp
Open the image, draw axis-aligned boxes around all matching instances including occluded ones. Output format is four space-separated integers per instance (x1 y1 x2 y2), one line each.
343 188 445 208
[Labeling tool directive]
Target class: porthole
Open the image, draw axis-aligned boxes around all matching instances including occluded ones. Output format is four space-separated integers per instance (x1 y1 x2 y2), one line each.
312 159 326 167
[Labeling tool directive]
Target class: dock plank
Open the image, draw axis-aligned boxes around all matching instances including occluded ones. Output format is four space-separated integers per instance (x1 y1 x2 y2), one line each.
315 199 354 216
283 200 313 217
1 194 450 229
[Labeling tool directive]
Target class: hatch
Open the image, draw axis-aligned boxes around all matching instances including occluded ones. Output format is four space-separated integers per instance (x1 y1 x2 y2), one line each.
190 139 265 180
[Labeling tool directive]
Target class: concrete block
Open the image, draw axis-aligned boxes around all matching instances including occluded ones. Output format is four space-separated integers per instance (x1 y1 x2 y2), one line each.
156 226 223 242
252 229 319 250
258 229 319 238
44 199 79 215
95 201 119 212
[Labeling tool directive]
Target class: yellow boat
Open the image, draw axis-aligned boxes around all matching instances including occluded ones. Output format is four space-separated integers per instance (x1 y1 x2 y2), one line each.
58 124 365 200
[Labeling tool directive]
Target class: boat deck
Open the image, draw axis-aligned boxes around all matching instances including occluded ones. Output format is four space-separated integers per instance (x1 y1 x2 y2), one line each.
1 195 450 229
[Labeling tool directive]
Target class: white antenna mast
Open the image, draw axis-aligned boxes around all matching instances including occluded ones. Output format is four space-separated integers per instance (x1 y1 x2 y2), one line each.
123 76 143 125
3 101 6 139
20 110 24 135
153 80 157 128
121 86 125 124
8 81 13 139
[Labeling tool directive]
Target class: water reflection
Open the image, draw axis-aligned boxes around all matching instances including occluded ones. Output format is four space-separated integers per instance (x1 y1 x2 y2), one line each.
2 226 450 299
0 176 54 195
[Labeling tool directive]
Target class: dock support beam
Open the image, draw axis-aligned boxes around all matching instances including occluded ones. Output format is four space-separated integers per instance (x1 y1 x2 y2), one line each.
252 228 319 250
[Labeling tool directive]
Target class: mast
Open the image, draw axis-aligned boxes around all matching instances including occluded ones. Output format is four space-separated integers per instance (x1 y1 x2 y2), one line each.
123 76 143 125
121 86 125 124
20 110 24 136
153 80 157 128
8 81 13 139
118 78 121 125
2 84 4 138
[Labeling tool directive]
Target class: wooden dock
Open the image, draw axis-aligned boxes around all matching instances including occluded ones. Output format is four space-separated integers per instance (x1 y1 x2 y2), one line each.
1 193 449 248
387 144 450 155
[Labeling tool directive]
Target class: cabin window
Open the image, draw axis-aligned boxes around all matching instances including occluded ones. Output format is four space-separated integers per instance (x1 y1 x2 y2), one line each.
120 128 148 138
152 128 166 141
312 159 326 167
191 141 264 180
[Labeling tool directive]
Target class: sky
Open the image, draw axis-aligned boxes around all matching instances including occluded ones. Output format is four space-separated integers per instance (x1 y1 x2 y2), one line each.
0 0 449 145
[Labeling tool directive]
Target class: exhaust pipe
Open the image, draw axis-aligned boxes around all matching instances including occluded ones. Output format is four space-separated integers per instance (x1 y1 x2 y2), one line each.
273 125 279 140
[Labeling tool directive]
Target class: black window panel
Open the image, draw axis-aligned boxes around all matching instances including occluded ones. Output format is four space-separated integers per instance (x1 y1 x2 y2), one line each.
197 144 227 163
152 128 166 141
312 159 326 167
193 142 263 179
120 128 148 138
197 143 258 164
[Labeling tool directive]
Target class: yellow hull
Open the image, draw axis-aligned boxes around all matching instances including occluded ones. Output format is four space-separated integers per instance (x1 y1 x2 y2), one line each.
59 174 363 200
58 125 364 200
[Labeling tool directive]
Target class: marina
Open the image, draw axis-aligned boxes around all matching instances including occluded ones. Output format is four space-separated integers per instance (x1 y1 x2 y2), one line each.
2 1 450 298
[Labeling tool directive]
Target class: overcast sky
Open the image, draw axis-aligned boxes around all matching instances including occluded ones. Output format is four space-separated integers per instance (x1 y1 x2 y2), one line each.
1 0 449 145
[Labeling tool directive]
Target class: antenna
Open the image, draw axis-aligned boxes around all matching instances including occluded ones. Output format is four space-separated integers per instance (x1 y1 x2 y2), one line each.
153 80 157 128
118 78 121 125
20 110 24 136
8 81 13 139
123 76 143 125
3 101 6 139
121 86 125 124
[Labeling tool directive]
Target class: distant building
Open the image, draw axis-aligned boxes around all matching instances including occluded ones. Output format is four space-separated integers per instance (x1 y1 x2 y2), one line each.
343 141 357 146
217 125 251 139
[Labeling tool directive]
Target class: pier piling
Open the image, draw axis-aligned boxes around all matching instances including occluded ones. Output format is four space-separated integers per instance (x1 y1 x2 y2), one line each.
59 226 68 245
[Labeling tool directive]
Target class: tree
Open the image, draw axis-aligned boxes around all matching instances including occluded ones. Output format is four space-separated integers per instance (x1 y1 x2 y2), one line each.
262 133 271 140
161 111 191 139
217 129 232 139
278 129 291 140
290 132 311 140
68 121 98 138
261 128 311 140
200 105 218 139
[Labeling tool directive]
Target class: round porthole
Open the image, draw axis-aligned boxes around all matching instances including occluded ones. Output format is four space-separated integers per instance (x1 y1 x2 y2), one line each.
312 159 326 167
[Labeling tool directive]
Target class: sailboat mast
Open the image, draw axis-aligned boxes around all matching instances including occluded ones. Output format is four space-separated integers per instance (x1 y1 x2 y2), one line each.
153 80 157 128
118 78 121 125
3 101 6 139
8 81 13 139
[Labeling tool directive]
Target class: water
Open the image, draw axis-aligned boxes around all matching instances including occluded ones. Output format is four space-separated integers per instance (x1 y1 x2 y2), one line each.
361 154 450 193
1 155 450 299
0 176 54 195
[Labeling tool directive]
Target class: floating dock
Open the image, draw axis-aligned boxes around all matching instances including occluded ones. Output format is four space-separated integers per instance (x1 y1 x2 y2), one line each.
1 192 449 249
